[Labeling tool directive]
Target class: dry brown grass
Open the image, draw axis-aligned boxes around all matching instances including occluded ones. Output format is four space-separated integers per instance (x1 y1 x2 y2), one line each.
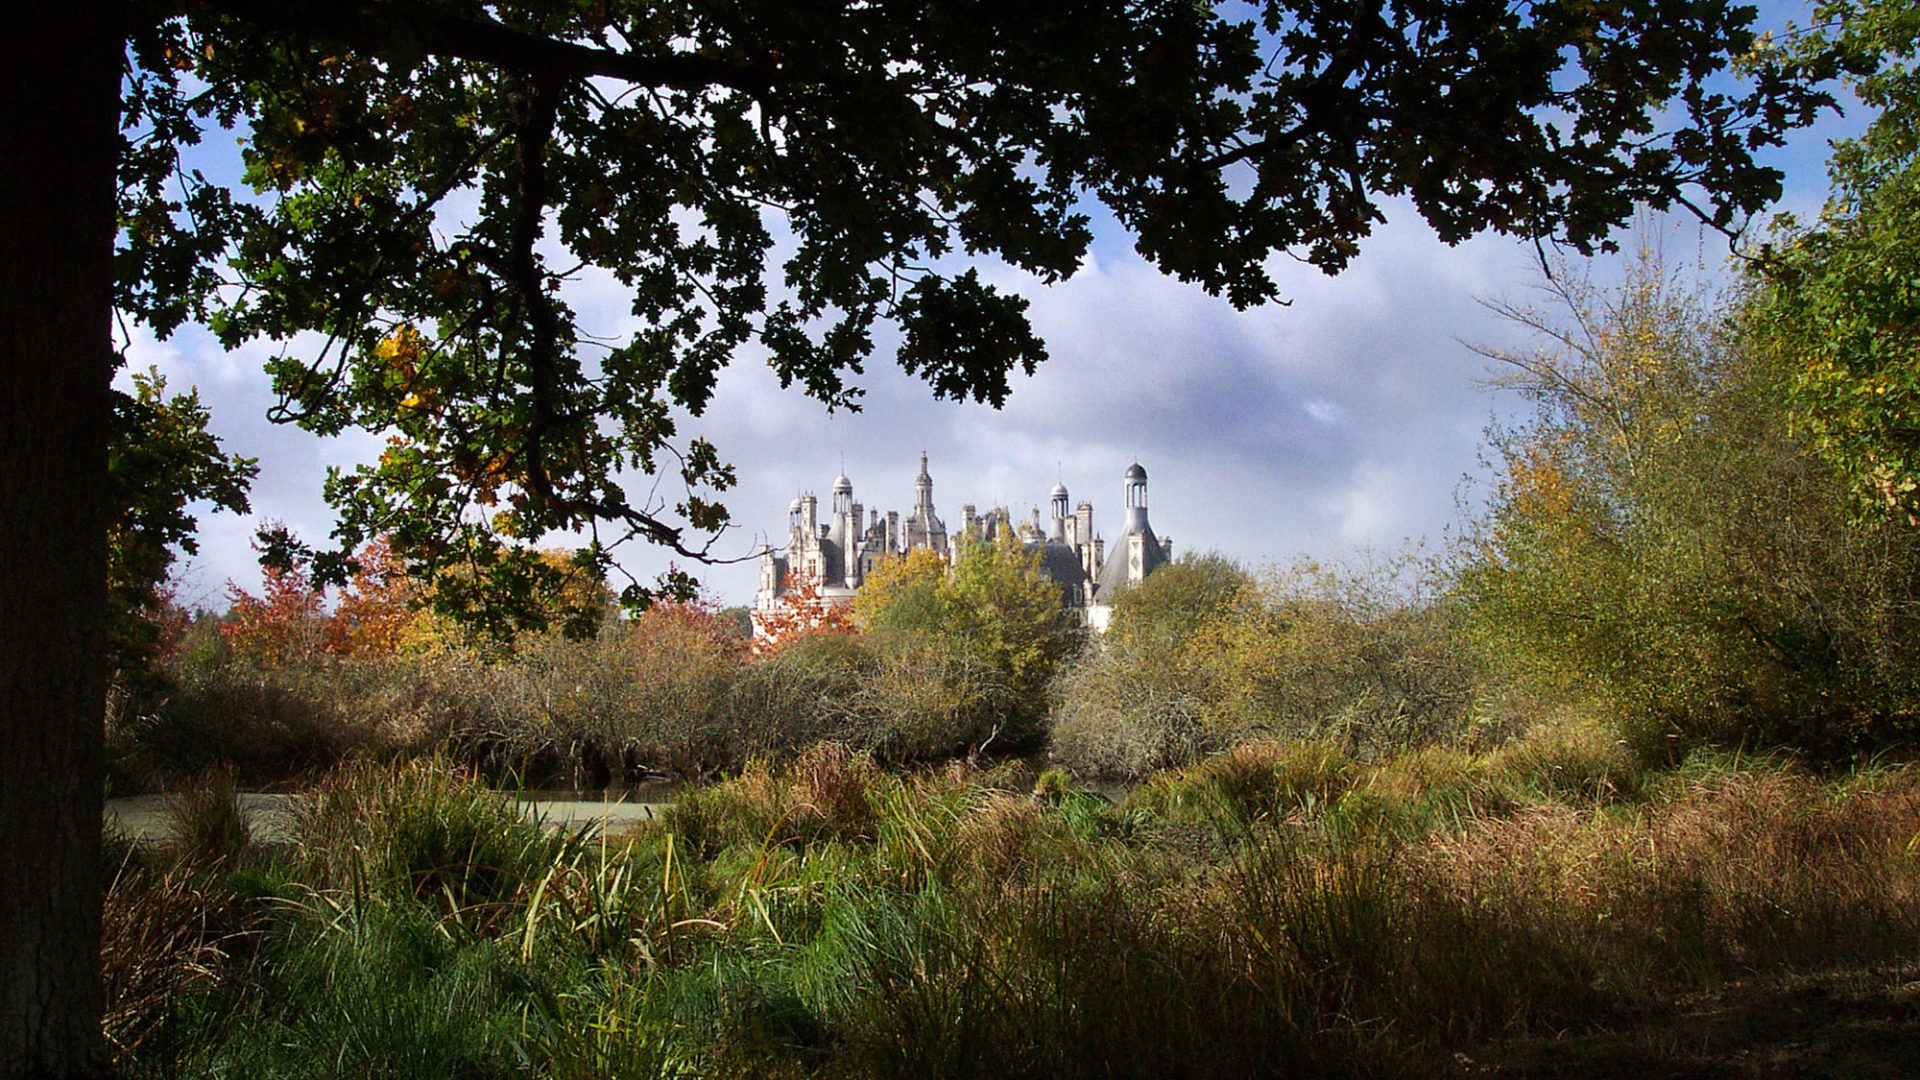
790 741 881 841
99 748 1920 1080
947 793 1051 888
161 767 251 869
1388 763 1920 1041
100 856 247 1062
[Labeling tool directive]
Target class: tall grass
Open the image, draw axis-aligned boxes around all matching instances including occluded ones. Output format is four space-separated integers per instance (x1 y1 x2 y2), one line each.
105 745 1920 1079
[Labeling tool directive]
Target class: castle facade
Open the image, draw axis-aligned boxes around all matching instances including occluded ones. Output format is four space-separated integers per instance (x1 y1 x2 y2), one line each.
753 455 1171 635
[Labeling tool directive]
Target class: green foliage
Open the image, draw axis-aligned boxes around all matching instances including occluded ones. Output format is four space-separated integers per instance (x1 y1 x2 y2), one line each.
1054 553 1479 776
1128 740 1358 836
1196 559 1480 754
937 536 1083 722
1739 0 1920 521
852 549 951 636
1461 241 1920 756
1748 170 1920 520
1105 551 1252 655
856 537 1082 746
107 369 255 679
105 0 1834 624
194 906 546 1080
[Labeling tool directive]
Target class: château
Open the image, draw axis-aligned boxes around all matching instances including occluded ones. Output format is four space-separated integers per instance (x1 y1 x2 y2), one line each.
754 455 1171 635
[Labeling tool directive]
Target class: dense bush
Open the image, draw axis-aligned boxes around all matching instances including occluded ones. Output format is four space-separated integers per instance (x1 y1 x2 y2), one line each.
856 537 1085 747
1053 553 1481 777
1459 244 1920 758
113 648 512 789
122 577 1048 788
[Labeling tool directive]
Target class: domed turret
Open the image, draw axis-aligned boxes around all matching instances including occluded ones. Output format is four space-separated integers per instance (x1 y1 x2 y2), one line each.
1094 462 1167 605
1121 462 1150 532
1049 481 1071 539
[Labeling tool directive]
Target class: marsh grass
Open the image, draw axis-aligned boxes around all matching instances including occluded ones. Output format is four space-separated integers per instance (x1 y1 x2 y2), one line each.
160 766 251 868
101 852 246 1062
106 744 1920 1079
1127 739 1358 835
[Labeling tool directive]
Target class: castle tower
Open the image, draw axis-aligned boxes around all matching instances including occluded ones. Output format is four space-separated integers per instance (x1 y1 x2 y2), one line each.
1122 461 1149 533
829 473 854 555
904 452 949 555
1050 481 1070 542
1093 462 1167 606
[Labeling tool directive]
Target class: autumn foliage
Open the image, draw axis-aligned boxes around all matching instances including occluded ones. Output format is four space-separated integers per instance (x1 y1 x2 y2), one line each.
221 535 429 664
631 596 747 658
221 561 327 666
322 537 422 657
750 570 855 652
1460 244 1920 757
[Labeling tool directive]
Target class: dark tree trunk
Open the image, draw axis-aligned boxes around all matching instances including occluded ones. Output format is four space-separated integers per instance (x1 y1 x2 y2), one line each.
1 0 121 1075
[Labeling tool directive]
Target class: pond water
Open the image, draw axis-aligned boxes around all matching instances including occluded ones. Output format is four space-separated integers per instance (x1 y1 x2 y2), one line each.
104 788 674 844
103 774 1132 844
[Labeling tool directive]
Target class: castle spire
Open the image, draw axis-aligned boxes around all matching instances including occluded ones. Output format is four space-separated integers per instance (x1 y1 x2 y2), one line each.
904 451 949 555
914 451 934 510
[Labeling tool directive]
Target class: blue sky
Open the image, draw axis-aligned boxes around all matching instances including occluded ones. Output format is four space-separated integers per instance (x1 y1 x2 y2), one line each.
127 1 1869 610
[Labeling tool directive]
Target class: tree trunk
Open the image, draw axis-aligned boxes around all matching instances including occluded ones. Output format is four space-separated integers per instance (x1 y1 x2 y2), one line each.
0 0 121 1075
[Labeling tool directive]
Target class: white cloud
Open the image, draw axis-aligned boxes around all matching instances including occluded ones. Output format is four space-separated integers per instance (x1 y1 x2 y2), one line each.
1303 398 1343 427
144 191 1825 609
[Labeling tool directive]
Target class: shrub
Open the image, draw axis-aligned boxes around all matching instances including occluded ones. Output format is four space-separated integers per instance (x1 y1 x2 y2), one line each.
855 538 1083 747
1105 551 1251 655
662 744 888 857
856 634 1016 760
1053 553 1479 776
1460 242 1920 758
1050 629 1219 777
134 647 513 788
100 848 251 1065
162 767 252 869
